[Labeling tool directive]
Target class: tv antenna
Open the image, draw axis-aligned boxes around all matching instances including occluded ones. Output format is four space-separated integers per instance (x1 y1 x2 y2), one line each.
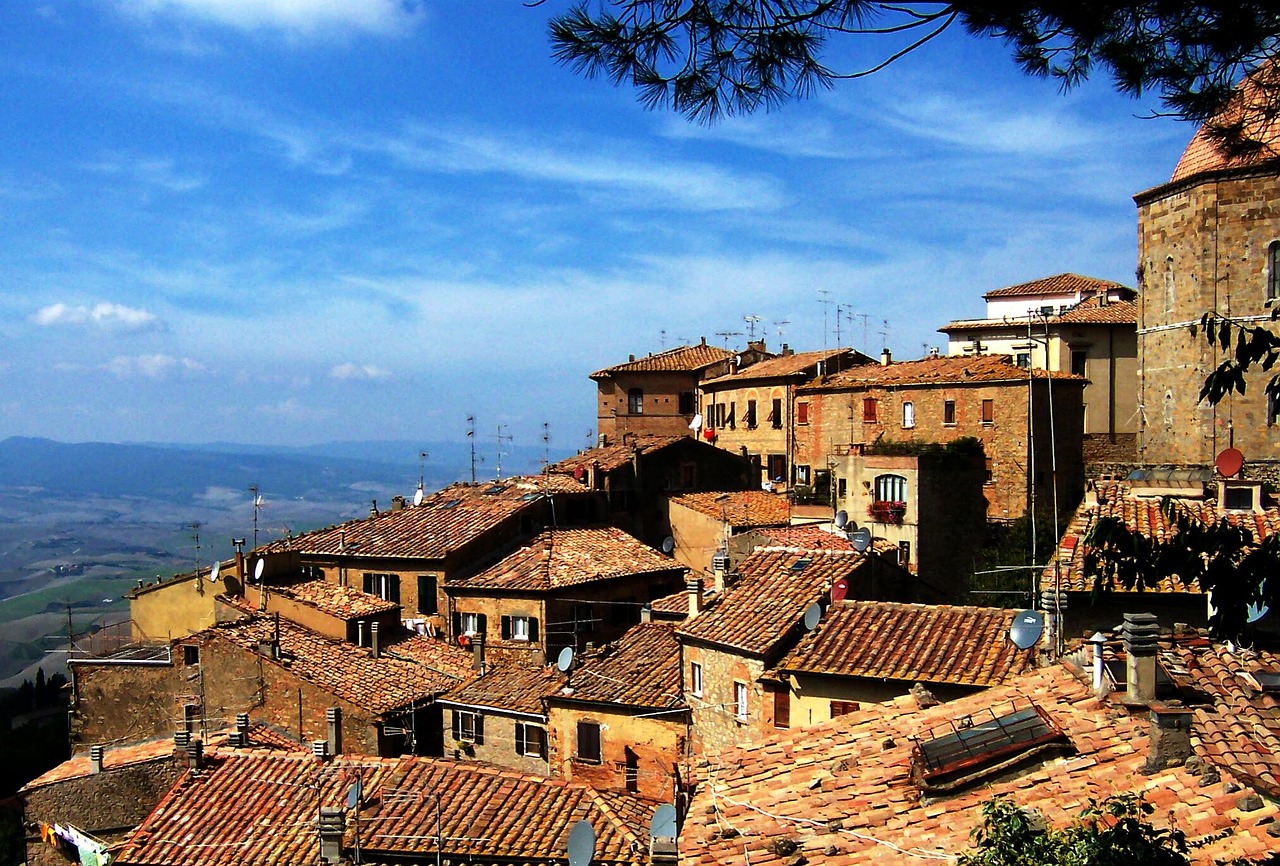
878 318 891 352
417 450 429 495
188 521 202 572
714 330 742 347
772 319 790 339
659 328 667 349
466 415 484 484
494 424 514 480
818 289 832 349
248 485 262 549
835 303 849 347
743 315 761 340
857 313 870 349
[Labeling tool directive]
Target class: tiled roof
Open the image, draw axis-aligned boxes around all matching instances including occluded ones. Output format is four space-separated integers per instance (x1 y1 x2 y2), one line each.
556 622 685 709
1046 483 1280 593
668 490 791 528
453 526 683 592
751 524 855 551
115 750 652 866
802 355 1081 391
939 296 1138 332
591 342 734 377
677 548 870 656
982 272 1131 299
442 664 564 716
701 350 865 386
207 615 469 715
270 578 399 619
683 663 1280 866
547 434 688 475
1170 65 1280 183
259 477 581 561
778 601 1036 687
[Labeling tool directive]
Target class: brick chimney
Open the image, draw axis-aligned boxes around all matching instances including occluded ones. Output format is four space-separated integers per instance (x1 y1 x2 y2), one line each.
1144 703 1194 773
326 707 342 757
1123 612 1160 705
687 577 704 619
90 744 104 774
187 739 203 772
318 806 344 865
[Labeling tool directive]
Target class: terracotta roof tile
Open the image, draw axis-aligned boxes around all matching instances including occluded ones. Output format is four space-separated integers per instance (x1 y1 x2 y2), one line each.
702 350 867 386
677 548 874 656
270 578 399 619
752 525 856 550
548 434 689 475
454 526 683 592
442 664 564 716
1170 65 1280 183
555 622 685 709
682 663 1280 866
1055 296 1139 325
801 355 1083 391
982 272 1132 300
778 601 1036 687
260 477 583 561
591 342 734 377
669 491 791 528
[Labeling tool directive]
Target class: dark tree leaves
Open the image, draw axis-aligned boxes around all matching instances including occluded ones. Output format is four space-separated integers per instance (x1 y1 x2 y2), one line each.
1195 310 1280 407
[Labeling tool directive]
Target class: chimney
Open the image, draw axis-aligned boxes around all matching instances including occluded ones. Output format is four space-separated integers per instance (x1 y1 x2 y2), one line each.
472 633 486 671
357 621 367 648
711 550 728 593
651 838 678 866
370 622 381 659
90 744 104 774
173 729 191 757
370 499 378 517
880 348 892 366
231 712 250 747
187 739 203 772
235 548 245 582
700 336 706 345
640 604 652 623
318 806 344 865
1089 632 1107 691
1123 612 1160 705
391 495 406 512
687 577 704 619
783 343 793 356
311 740 329 762
1144 703 1194 773
597 433 608 448
326 707 342 757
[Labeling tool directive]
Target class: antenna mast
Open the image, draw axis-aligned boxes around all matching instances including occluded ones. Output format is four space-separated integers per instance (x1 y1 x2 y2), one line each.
818 289 832 350
248 485 261 549
714 330 742 348
418 450 429 493
467 415 478 484
189 521 202 572
743 315 761 340
494 424 514 480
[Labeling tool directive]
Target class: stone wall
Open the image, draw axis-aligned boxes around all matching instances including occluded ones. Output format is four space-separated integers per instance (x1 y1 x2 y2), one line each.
546 703 686 802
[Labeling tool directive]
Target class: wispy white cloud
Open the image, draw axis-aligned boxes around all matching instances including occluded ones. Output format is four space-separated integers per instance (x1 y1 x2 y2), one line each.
32 302 163 332
81 153 206 193
255 397 330 421
103 354 205 379
330 362 390 381
120 0 422 37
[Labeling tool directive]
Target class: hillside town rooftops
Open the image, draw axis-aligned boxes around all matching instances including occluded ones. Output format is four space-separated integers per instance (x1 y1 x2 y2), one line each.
554 622 684 710
940 296 1139 331
778 600 1036 687
442 663 564 717
452 526 682 592
981 272 1133 300
668 490 791 528
701 349 865 385
547 434 687 475
750 524 856 550
801 354 1083 391
590 340 733 378
269 578 399 620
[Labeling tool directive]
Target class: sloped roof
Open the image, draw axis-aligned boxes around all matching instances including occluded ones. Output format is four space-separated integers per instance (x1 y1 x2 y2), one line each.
701 349 867 386
1170 65 1280 183
270 578 399 620
778 601 1036 687
452 526 683 592
591 342 733 378
114 750 652 866
750 524 856 551
206 614 470 715
683 663 1280 866
677 548 871 656
547 434 688 475
982 272 1131 300
801 354 1081 391
442 663 564 717
259 477 582 561
669 490 791 528
554 622 685 710
939 296 1138 332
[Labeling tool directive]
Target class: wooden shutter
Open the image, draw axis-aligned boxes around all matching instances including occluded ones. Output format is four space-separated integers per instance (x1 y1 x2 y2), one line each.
473 714 485 745
501 616 512 640
528 618 539 642
451 711 461 741
773 688 790 729
477 614 487 635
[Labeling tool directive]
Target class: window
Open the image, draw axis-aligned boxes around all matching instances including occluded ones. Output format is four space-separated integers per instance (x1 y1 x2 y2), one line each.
914 701 1068 794
734 682 749 721
576 720 602 763
452 711 485 745
767 454 787 483
627 388 644 414
690 662 703 697
680 463 696 489
458 612 485 636
985 458 994 484
874 474 907 503
727 401 737 430
795 464 811 485
830 700 858 717
943 399 956 425
679 391 696 415
745 399 757 429
501 615 537 642
898 540 911 566
771 398 783 429
981 399 994 425
902 401 915 428
796 401 809 425
363 573 400 603
573 604 595 634
1014 352 1031 369
300 564 325 580
1269 392 1280 426
773 688 790 729
862 397 878 422
416 575 437 615
1070 349 1087 377
836 477 847 500
515 722 546 758
1269 241 1280 302
183 644 200 666
624 749 640 793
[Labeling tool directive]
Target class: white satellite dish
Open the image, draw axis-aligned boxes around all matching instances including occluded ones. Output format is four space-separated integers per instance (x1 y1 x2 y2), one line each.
661 536 675 555
650 803 677 839
557 646 575 673
849 528 872 552
834 510 849 529
413 487 425 507
1248 602 1270 623
210 561 221 583
802 602 822 631
568 820 596 866
253 558 265 581
1010 610 1045 650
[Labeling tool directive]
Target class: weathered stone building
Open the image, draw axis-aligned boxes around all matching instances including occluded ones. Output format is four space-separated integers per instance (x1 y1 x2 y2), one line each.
590 339 736 442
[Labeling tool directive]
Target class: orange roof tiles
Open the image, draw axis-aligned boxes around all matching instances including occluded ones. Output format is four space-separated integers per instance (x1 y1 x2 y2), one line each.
1055 296 1139 325
591 342 733 378
683 663 1280 866
260 477 581 561
669 490 791 528
1170 65 1280 183
751 524 856 550
779 601 1036 687
802 354 1082 391
678 548 871 657
454 526 683 592
557 622 685 709
547 434 688 475
702 349 865 385
982 272 1132 299
270 578 399 619
443 664 564 716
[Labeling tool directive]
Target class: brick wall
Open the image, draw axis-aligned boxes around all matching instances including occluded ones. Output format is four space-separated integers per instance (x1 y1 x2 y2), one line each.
597 371 701 441
546 703 686 802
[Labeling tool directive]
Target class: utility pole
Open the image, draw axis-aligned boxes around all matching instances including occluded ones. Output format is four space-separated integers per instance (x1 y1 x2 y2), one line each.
467 415 478 484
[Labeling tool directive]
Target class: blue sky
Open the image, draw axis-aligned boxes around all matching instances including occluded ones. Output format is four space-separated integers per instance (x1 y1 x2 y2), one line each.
0 1 1192 453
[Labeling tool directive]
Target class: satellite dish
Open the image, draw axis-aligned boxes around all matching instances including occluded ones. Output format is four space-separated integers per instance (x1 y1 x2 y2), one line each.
253 558 265 581
1009 610 1045 650
834 510 849 529
1215 447 1245 478
650 804 678 839
849 528 872 552
567 820 596 866
1248 602 1270 623
557 646 575 673
413 487 425 507
346 779 362 810
831 577 849 603
803 602 822 631
661 536 675 555
210 560 221 583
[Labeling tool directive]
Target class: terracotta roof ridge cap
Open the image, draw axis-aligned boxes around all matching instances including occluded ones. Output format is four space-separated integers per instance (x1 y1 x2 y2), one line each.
579 786 648 847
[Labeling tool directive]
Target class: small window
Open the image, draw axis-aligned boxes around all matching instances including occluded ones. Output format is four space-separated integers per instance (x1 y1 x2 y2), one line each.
836 477 847 500
984 458 994 484
796 402 809 425
183 644 200 666
745 399 757 429
1014 352 1031 369
831 700 858 717
981 399 994 425
416 575 438 615
874 474 907 503
862 397 878 422
902 401 915 428
690 662 703 697
795 464 811 485
680 463 696 489
627 388 644 415
1269 241 1280 302
501 615 536 642
515 722 546 758
898 540 911 566
452 711 485 745
767 454 787 484
460 612 481 636
943 400 956 426
773 688 790 729
363 573 400 603
1070 349 1087 378
771 398 783 429
576 720 602 763
679 391 696 415
625 750 639 793
734 682 748 721
573 604 595 634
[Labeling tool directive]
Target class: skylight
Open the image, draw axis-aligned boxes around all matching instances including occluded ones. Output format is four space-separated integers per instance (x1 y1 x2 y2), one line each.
1254 671 1280 693
912 701 1070 793
789 558 812 572
484 485 506 495
440 499 463 509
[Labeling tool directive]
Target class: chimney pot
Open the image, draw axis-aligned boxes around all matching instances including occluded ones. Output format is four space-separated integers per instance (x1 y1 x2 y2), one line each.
90 744 105 774
1123 612 1160 705
357 621 367 647
472 633 486 671
687 577 704 619
326 707 342 757
318 806 345 864
640 604 652 623
312 740 329 762
370 622 381 659
880 348 892 366
1144 703 1194 773
187 739 203 771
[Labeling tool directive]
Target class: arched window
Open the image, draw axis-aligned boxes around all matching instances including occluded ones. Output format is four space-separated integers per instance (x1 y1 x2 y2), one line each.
874 474 907 503
627 388 644 414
